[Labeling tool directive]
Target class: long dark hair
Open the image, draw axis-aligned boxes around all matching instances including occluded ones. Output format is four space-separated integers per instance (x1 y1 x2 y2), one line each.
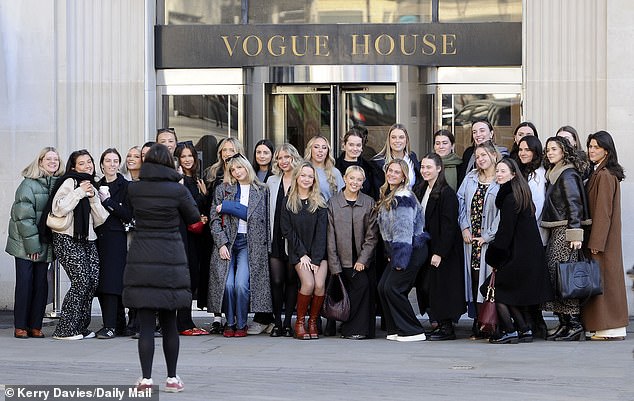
175 142 200 178
517 135 543 179
251 139 275 173
587 131 625 181
543 136 587 173
416 152 447 200
66 149 97 180
498 158 535 215
99 148 122 175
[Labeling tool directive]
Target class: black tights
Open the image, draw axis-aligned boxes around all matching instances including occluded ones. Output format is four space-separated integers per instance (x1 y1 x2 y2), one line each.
137 309 179 379
496 302 529 333
269 257 297 328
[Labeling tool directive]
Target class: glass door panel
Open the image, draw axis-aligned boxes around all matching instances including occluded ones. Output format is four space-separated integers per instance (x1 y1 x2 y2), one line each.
161 94 240 170
268 86 331 154
441 93 520 155
341 86 396 159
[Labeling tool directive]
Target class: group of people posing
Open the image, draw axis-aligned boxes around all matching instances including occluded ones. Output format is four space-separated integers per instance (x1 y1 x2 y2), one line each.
6 120 630 388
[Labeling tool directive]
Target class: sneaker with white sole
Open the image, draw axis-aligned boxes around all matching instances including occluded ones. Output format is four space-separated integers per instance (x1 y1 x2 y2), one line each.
82 331 96 339
395 332 426 342
135 378 153 391
53 334 84 340
165 376 184 393
247 321 269 335
386 334 398 341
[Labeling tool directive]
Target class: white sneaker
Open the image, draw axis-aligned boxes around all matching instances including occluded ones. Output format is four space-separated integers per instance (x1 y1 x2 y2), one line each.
395 332 427 342
82 331 96 339
135 378 153 391
247 321 268 335
53 334 84 340
165 376 184 393
386 334 398 341
264 323 275 334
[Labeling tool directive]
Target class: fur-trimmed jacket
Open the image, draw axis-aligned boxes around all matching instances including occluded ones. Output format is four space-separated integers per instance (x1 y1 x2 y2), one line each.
540 162 591 242
376 189 429 270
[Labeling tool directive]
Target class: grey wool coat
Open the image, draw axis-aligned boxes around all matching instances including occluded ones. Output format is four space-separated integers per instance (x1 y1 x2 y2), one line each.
207 182 272 314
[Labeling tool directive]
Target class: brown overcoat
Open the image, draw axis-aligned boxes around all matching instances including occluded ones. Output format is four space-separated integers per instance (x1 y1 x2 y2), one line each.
582 162 629 331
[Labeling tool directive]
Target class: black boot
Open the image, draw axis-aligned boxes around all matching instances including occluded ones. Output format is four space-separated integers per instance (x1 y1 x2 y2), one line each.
555 314 585 342
429 320 456 341
546 314 569 341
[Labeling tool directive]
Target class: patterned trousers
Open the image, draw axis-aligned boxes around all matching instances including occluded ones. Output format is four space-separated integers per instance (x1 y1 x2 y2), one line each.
52 233 99 337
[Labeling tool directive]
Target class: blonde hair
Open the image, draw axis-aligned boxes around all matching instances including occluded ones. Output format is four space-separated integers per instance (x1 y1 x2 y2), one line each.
272 143 301 175
21 147 65 179
344 165 366 180
223 154 265 188
304 135 338 196
376 159 410 212
286 161 327 214
206 137 245 183
374 123 411 166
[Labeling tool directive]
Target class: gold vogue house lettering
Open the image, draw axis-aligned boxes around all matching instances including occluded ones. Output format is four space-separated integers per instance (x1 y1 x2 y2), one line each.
154 23 521 68
220 33 457 58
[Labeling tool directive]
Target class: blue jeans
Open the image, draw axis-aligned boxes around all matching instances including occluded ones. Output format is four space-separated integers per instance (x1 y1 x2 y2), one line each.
223 233 250 328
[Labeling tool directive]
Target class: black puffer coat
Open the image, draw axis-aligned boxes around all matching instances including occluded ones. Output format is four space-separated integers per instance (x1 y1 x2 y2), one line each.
122 162 200 310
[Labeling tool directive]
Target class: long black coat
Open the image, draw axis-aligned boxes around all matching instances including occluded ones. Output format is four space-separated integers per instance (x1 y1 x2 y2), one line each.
123 163 200 310
96 174 133 295
414 182 465 321
485 182 554 306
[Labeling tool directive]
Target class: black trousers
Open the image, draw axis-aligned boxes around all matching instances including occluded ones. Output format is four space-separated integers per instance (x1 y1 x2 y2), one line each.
378 245 427 337
14 258 49 330
340 268 370 337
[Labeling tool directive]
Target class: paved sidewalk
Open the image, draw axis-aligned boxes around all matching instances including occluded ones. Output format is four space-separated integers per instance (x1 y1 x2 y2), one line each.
1 311 633 401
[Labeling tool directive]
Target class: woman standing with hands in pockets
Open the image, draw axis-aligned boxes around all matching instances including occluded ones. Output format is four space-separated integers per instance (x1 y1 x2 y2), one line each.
7 147 64 338
327 166 379 339
281 161 328 340
582 131 629 340
413 153 465 341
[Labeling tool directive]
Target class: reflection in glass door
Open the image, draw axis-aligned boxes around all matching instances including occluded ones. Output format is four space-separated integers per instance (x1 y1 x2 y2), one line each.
341 86 396 160
268 86 332 154
268 85 396 156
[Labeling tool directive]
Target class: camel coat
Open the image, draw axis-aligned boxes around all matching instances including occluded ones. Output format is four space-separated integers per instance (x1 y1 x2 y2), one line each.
582 162 629 331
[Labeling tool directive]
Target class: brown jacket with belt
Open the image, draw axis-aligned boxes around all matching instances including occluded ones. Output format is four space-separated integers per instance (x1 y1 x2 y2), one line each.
326 191 379 274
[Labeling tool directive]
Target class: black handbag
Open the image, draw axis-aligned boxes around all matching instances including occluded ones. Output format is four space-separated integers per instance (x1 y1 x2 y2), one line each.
321 274 350 322
557 249 603 300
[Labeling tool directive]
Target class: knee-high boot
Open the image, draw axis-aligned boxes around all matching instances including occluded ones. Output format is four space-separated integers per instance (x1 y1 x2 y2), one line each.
308 295 325 339
294 293 311 340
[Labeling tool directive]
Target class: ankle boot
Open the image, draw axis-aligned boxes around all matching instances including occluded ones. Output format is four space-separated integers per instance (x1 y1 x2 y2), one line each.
546 314 569 341
429 320 456 341
308 295 325 339
294 293 311 340
555 314 585 341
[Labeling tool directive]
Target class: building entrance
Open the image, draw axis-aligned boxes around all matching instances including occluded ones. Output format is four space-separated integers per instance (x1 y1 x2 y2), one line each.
266 84 397 157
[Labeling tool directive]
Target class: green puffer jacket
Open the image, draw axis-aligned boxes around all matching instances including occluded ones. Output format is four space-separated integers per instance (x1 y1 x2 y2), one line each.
5 176 59 262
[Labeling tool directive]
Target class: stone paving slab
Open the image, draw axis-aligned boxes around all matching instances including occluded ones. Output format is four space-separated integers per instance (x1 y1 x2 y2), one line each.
1 312 633 401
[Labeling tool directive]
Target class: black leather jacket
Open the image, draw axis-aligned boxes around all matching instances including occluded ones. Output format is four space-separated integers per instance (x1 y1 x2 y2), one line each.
541 166 591 229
